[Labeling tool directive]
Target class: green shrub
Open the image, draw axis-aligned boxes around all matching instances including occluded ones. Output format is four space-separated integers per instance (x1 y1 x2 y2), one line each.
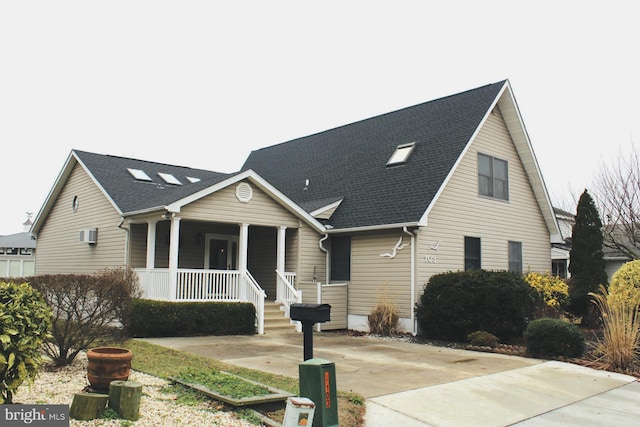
27 267 142 366
524 318 585 358
130 299 255 337
416 270 538 342
0 281 52 403
467 331 499 348
368 300 400 336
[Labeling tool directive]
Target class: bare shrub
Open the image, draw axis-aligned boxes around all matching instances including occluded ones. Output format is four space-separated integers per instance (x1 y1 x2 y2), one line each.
589 285 640 371
368 294 400 336
28 267 141 366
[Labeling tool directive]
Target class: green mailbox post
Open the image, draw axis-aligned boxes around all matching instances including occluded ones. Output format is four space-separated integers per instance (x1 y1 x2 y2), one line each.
299 358 338 427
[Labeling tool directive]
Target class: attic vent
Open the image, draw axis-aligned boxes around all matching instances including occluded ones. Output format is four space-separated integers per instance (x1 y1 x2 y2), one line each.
236 182 253 203
387 142 415 166
186 176 201 183
158 172 182 185
127 168 152 181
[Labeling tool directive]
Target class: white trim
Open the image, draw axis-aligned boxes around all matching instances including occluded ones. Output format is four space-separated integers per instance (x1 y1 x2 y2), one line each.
164 169 326 233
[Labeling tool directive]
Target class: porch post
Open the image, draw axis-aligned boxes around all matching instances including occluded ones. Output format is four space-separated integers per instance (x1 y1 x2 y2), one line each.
146 219 157 269
277 226 286 272
239 223 249 301
276 226 286 302
168 216 181 300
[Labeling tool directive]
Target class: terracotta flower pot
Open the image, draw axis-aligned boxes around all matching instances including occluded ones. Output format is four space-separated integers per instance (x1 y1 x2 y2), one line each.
86 347 133 391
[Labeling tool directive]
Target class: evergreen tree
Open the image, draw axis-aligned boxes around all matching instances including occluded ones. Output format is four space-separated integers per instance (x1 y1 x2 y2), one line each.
568 189 608 320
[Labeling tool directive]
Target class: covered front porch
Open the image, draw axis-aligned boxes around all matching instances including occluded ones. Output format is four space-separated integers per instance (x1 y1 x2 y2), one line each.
130 216 302 334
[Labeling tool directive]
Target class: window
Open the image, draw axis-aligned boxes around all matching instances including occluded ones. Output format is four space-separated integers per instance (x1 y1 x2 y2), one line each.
387 142 415 166
158 172 182 185
552 259 568 279
330 236 351 281
478 153 509 200
508 241 522 274
127 168 153 181
464 237 481 270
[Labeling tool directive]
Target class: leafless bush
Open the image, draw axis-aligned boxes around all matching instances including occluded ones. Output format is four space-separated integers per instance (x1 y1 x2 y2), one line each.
28 267 141 366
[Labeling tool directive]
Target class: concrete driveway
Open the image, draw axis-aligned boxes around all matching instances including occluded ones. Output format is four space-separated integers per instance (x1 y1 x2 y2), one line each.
141 331 640 426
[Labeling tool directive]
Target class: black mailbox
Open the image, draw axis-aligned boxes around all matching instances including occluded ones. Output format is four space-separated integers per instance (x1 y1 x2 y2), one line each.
290 303 331 324
290 303 331 360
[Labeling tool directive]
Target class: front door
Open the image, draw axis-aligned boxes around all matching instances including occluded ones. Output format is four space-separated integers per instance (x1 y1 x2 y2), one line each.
205 234 238 270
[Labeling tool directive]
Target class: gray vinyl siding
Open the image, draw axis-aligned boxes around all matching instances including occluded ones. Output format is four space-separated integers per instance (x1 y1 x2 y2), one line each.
179 181 300 228
416 108 551 297
349 230 412 318
35 165 126 274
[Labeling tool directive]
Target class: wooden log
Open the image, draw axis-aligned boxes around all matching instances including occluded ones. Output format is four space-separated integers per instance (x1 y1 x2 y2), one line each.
119 381 143 421
69 392 109 420
108 380 128 414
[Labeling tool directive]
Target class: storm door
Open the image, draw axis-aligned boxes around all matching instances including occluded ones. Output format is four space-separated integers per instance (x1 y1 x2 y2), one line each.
204 234 238 270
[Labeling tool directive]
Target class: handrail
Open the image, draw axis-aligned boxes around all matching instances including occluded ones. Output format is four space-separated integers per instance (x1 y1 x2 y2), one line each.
276 269 301 307
244 270 266 335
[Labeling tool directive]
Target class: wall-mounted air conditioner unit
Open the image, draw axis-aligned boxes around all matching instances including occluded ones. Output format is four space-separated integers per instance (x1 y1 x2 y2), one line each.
79 228 97 244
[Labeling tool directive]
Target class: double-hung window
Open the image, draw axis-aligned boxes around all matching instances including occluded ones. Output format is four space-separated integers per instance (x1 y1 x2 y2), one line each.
478 153 509 200
464 237 481 271
330 236 351 281
508 241 522 274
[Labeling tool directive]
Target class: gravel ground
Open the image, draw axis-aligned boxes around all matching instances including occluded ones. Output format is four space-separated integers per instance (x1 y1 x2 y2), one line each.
12 352 258 427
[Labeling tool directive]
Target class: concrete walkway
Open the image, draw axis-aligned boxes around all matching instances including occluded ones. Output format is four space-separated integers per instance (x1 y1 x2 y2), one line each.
140 331 640 426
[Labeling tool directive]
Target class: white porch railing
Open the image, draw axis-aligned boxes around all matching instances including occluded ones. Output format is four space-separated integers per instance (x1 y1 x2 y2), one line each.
276 270 301 332
133 268 267 334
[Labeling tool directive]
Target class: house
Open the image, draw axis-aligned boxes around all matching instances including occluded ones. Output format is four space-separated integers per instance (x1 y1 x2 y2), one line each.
551 207 574 278
0 217 37 278
30 80 561 335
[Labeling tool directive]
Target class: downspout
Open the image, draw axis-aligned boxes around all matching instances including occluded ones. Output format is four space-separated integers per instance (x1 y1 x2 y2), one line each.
319 234 329 284
403 227 416 336
118 218 129 266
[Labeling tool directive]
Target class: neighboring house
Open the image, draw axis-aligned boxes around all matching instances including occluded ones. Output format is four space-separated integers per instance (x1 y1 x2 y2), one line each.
602 224 639 280
1 217 37 278
551 207 574 278
31 80 561 335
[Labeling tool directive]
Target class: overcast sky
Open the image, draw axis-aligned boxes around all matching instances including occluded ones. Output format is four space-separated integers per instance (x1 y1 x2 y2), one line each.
1 1 638 235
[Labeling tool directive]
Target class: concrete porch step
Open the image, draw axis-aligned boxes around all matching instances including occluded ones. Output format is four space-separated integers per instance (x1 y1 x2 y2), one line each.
263 302 297 332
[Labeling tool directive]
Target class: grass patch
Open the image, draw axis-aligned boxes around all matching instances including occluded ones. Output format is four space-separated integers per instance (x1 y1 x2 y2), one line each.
114 339 365 426
175 369 272 399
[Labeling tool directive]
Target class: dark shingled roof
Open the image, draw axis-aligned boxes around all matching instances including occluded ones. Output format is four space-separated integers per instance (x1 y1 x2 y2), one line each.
73 150 231 214
242 81 506 230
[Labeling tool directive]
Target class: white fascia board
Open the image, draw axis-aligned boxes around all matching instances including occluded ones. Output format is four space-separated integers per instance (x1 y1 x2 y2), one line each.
418 82 507 227
498 81 561 239
165 170 326 233
31 150 122 235
73 152 124 216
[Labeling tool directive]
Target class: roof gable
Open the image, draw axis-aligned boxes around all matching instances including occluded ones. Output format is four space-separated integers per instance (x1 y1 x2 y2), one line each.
242 81 508 230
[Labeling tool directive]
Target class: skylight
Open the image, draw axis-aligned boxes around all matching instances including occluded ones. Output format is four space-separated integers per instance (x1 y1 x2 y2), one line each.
387 142 415 166
186 176 201 183
158 172 182 185
127 168 152 181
